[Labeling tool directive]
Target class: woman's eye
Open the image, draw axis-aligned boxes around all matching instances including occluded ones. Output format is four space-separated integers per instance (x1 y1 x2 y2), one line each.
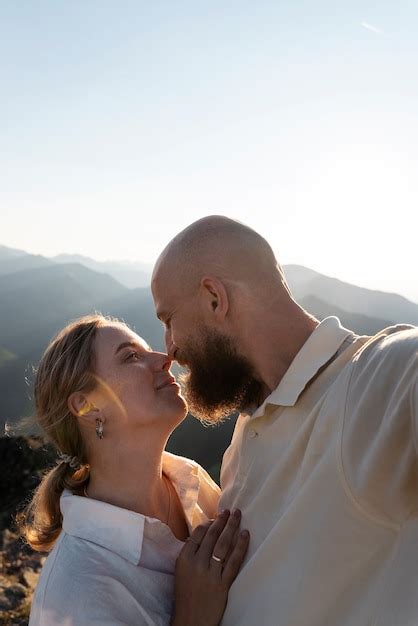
126 351 140 361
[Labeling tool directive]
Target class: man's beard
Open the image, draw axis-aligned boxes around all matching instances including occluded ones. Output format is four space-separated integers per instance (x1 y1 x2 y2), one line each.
178 328 262 424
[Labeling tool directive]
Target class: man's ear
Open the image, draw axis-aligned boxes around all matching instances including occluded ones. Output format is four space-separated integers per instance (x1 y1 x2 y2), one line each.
200 276 229 321
68 392 99 423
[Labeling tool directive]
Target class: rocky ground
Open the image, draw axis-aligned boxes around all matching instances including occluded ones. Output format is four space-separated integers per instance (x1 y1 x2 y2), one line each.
0 436 56 625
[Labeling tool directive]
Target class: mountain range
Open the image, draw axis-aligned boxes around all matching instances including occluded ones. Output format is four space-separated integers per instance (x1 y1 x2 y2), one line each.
1 243 417 473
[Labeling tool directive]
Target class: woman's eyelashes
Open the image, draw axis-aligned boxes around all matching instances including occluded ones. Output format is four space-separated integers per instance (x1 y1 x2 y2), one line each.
124 346 153 362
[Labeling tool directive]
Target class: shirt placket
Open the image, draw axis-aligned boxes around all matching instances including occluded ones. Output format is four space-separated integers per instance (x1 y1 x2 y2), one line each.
236 406 282 484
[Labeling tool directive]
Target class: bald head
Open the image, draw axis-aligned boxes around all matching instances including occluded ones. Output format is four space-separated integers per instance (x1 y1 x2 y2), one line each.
152 215 288 295
151 216 316 412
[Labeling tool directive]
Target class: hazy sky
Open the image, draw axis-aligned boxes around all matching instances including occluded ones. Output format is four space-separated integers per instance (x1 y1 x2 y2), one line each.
1 1 418 301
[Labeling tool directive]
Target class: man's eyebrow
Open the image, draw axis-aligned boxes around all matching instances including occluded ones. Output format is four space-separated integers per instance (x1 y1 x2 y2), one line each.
115 341 143 355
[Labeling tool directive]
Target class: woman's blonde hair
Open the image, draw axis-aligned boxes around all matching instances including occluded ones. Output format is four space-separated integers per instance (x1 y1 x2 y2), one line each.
20 313 122 552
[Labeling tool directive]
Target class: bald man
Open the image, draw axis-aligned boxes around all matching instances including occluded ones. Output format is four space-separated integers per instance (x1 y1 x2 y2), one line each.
152 216 418 626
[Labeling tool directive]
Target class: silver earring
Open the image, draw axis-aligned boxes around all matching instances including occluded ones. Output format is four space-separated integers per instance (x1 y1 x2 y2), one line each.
95 418 104 439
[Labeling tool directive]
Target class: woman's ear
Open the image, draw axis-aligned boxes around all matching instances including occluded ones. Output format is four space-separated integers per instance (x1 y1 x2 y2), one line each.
200 276 229 321
68 392 98 422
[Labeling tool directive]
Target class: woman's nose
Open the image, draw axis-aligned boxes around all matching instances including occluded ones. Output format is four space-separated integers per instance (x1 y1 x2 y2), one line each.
153 352 172 371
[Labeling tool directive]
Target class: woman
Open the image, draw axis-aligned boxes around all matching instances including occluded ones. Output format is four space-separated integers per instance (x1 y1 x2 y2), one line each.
23 313 249 626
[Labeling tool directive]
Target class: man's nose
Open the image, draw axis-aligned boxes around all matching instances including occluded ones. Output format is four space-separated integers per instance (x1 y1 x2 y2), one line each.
164 329 176 359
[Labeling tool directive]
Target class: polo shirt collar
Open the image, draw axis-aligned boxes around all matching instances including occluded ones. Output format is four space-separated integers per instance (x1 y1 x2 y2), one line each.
61 451 200 566
252 316 353 416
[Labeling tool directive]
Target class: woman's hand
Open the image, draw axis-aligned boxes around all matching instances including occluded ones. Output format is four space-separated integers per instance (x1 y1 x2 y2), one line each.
171 509 250 626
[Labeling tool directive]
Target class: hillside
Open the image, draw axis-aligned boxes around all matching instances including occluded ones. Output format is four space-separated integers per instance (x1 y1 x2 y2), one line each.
299 295 393 336
0 437 58 624
54 254 152 289
1 244 417 436
2 244 417 325
0 348 16 368
0 263 128 356
0 245 53 277
285 264 418 325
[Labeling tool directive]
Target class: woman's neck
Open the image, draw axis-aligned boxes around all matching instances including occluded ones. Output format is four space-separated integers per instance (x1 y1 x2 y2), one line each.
85 433 170 522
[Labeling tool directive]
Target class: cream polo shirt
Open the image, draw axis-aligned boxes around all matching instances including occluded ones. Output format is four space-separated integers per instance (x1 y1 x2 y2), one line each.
29 452 220 626
219 316 418 626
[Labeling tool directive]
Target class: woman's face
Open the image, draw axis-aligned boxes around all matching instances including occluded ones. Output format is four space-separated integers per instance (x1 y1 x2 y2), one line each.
87 323 187 436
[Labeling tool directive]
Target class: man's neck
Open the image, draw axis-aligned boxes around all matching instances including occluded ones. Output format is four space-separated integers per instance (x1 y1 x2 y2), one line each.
246 306 319 401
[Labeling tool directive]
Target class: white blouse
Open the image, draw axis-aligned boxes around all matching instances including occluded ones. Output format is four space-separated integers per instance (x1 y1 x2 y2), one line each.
29 452 220 626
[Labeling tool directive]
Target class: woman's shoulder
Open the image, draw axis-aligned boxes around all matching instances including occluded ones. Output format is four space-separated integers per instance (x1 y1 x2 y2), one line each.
31 533 103 600
29 533 86 624
162 452 220 524
162 451 220 492
30 531 159 626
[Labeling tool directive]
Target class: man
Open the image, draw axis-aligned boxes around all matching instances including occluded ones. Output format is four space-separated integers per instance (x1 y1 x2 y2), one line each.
152 216 418 626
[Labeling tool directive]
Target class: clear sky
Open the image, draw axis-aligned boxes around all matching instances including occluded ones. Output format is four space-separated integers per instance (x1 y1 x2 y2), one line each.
1 1 417 301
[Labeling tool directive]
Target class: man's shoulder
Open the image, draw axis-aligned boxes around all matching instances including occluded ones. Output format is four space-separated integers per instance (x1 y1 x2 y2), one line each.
353 324 418 365
348 324 418 392
341 325 418 526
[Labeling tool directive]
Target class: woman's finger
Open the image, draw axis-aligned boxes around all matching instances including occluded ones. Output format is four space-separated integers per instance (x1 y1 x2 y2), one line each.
196 510 230 562
182 521 212 557
223 525 240 564
209 509 242 570
222 529 250 586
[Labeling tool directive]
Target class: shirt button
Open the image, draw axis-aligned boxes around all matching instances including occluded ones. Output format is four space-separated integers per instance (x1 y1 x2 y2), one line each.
248 429 258 439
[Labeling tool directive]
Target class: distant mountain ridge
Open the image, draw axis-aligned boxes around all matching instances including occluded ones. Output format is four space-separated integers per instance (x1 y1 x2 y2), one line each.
299 295 393 337
285 264 418 325
0 245 53 276
0 245 152 289
0 263 127 356
53 253 152 289
1 243 417 437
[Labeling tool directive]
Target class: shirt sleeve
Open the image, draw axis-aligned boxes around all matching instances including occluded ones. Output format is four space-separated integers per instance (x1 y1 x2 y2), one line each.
196 464 221 520
341 326 418 526
31 601 168 626
29 542 172 626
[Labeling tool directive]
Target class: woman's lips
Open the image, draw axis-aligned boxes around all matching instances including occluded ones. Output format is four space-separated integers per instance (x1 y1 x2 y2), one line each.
156 376 178 391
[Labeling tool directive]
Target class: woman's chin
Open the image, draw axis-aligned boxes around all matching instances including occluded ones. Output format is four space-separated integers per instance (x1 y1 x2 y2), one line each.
160 392 188 422
174 395 188 421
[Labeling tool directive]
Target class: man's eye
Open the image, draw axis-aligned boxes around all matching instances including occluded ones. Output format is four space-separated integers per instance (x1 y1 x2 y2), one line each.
126 351 140 361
